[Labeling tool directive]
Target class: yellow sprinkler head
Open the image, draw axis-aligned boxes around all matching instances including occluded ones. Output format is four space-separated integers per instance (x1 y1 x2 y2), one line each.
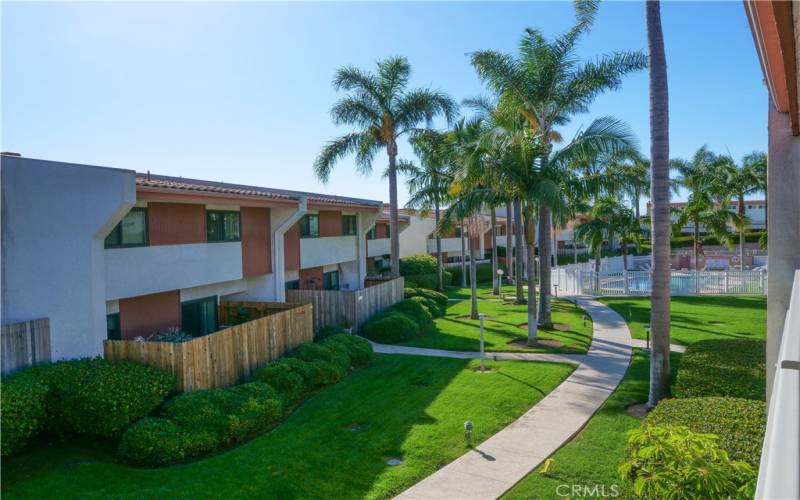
539 458 554 475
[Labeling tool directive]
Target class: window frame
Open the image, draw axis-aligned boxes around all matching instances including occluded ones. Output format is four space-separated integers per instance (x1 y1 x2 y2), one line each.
206 210 242 243
299 214 320 238
342 215 358 236
104 207 149 249
285 280 300 291
106 313 121 340
180 295 218 337
366 227 376 240
323 270 340 291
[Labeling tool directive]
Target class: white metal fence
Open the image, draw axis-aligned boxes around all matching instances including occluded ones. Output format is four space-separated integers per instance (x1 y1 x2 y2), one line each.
552 268 767 296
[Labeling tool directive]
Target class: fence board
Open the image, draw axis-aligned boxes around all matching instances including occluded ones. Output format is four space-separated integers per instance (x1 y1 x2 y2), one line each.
104 302 312 392
287 277 404 332
1 318 51 375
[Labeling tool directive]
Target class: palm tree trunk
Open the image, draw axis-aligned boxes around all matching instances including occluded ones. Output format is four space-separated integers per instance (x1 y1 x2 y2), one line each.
387 145 401 277
513 199 525 304
506 202 513 276
538 203 553 327
435 201 443 290
634 189 641 221
460 222 467 288
574 239 578 264
470 234 479 320
491 208 499 295
524 206 538 345
622 238 629 271
738 196 745 270
646 0 672 409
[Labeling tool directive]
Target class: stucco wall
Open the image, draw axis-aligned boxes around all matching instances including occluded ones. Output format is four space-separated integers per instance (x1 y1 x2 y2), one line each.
300 235 357 269
367 238 390 257
2 156 135 360
399 214 437 257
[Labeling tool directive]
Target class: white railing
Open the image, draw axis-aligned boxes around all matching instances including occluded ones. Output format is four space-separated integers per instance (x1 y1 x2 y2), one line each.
756 270 800 499
552 268 767 296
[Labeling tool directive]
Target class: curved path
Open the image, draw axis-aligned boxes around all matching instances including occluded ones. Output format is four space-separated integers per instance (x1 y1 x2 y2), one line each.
388 295 634 500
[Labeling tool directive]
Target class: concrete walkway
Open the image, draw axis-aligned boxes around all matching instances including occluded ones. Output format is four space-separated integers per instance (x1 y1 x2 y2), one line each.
393 296 633 500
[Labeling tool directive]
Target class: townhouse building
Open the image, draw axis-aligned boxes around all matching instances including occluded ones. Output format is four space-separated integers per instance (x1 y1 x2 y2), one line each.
1 155 383 360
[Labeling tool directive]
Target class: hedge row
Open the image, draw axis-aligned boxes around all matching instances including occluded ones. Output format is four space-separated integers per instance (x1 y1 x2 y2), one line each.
118 334 374 465
361 294 445 344
674 339 766 401
449 262 494 286
1 358 175 456
670 231 765 248
645 397 766 467
399 254 453 290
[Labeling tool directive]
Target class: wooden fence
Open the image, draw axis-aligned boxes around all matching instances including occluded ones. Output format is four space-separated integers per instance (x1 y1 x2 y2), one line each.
1 318 51 375
104 302 312 392
287 277 404 332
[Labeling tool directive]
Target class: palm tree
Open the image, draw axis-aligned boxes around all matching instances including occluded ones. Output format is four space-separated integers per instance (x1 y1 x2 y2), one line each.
398 130 454 290
314 56 457 276
673 191 738 280
716 152 766 269
646 0 671 409
471 0 647 326
610 151 651 221
574 209 608 292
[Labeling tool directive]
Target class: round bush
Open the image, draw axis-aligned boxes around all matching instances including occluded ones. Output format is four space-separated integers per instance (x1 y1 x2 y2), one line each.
252 359 306 403
0 374 49 456
315 325 348 341
391 299 433 331
18 358 175 439
408 295 442 318
304 359 345 387
322 334 374 368
399 254 437 275
405 287 448 311
292 343 349 372
645 397 767 467
361 311 420 343
118 417 188 465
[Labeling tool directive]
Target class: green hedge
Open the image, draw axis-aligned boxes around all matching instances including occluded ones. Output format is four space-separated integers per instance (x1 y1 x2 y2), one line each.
1 358 175 456
450 262 494 286
404 287 448 312
646 397 766 467
675 339 766 401
119 336 374 465
361 311 420 343
671 231 765 248
403 272 452 290
399 254 437 275
390 299 434 331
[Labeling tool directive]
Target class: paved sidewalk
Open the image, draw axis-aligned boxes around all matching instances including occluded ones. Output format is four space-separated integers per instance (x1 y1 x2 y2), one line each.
394 296 633 500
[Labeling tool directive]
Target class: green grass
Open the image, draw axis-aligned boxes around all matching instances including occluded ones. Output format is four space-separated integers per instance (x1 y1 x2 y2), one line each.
503 349 681 500
405 285 593 354
2 355 573 500
599 296 766 346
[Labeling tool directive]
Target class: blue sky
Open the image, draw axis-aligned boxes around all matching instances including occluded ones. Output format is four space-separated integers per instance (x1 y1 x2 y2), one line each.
2 1 766 207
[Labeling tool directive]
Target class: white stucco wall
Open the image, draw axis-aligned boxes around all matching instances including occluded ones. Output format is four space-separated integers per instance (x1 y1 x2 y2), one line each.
300 235 357 268
399 214 436 257
427 237 463 254
105 242 243 300
367 238 390 257
338 260 360 290
2 156 135 360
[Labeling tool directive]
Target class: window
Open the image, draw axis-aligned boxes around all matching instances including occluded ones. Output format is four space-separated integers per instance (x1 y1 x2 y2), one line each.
285 280 300 291
181 296 217 337
106 313 121 340
385 225 390 239
342 215 358 236
207 211 240 242
323 270 340 291
105 208 148 248
299 214 319 238
366 227 376 240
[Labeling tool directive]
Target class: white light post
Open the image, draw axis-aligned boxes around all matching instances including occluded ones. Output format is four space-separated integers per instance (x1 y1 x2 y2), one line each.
497 269 504 299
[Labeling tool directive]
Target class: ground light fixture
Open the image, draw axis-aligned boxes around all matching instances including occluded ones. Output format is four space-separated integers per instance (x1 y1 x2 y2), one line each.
464 420 473 447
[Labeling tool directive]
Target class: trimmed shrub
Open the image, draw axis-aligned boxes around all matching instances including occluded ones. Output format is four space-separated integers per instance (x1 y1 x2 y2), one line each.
252 359 306 403
646 397 766 467
390 299 434 331
450 262 494 286
361 311 420 343
408 295 442 318
619 425 755 499
14 358 175 440
304 359 346 387
399 254 437 275
675 339 766 401
322 334 374 368
405 288 448 311
293 342 349 372
0 375 49 456
118 417 188 465
315 324 348 341
403 272 452 290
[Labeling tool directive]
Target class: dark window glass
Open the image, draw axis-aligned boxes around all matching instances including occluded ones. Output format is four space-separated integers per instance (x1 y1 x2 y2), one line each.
105 208 148 248
181 296 217 337
207 211 241 242
342 215 358 236
285 280 300 291
385 225 390 239
299 214 319 238
366 228 376 240
323 271 340 291
106 313 121 340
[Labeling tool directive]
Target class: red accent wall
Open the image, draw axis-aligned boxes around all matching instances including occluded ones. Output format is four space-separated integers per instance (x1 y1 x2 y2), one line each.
483 230 492 249
241 207 271 277
319 211 342 237
284 223 300 271
119 290 181 340
299 266 324 290
148 203 206 245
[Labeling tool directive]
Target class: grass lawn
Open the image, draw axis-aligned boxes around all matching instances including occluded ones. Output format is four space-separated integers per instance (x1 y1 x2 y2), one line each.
405 285 593 354
503 349 681 499
2 355 574 500
599 295 766 346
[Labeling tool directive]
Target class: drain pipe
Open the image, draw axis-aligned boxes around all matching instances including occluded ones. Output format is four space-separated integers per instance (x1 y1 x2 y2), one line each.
273 196 308 302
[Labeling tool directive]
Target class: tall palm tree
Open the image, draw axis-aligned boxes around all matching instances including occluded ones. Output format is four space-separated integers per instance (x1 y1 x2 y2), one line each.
471 0 646 326
646 0 671 409
314 56 457 276
673 191 738 277
716 152 766 269
398 130 454 290
610 151 650 221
